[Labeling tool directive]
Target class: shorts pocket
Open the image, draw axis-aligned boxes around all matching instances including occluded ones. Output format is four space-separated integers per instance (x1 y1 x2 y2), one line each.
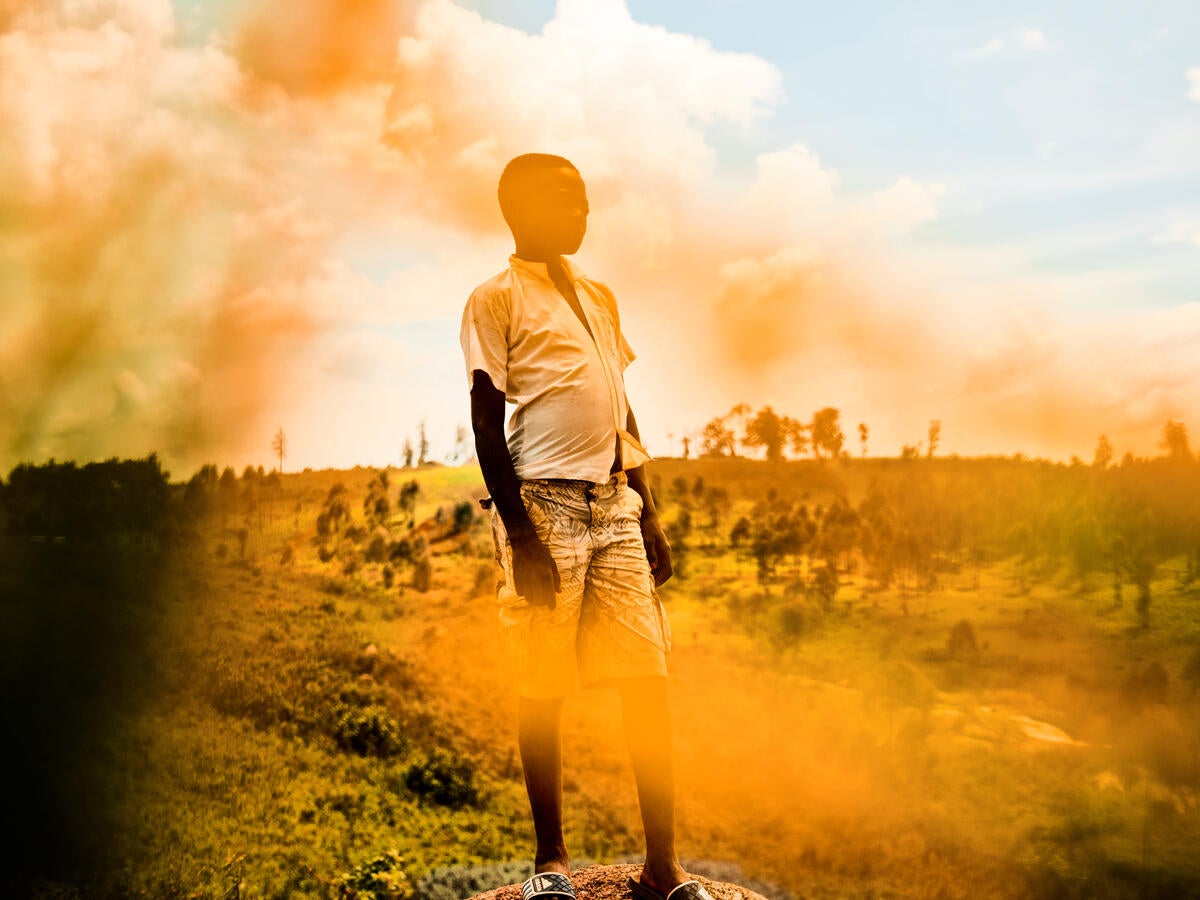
618 484 644 522
652 584 672 653
519 486 554 539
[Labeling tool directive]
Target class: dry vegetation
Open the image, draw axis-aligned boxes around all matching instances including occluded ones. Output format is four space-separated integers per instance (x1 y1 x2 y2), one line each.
3 450 1199 898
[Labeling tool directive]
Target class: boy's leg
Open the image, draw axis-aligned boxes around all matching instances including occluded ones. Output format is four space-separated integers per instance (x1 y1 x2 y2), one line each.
518 694 571 874
492 481 593 874
617 675 687 893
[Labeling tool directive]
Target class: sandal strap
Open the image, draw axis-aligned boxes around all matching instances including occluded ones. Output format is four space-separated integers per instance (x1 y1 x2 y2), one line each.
522 872 576 900
666 882 713 900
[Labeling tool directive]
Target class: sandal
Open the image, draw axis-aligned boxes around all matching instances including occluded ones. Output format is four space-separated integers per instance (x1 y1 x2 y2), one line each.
521 872 577 900
628 876 716 900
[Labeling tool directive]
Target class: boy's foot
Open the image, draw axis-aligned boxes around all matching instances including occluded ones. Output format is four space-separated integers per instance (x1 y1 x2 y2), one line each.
533 852 570 876
635 861 688 897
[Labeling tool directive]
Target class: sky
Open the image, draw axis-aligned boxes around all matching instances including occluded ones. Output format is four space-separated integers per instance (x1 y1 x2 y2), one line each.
2 0 1198 478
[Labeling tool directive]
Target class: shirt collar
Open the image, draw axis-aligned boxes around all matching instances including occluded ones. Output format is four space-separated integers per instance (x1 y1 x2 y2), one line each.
509 253 584 284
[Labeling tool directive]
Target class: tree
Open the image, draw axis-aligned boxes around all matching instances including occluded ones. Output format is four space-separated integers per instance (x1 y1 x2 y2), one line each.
1160 420 1191 462
858 422 869 458
450 424 469 464
218 465 238 529
396 479 420 527
681 434 691 459
402 438 414 469
927 420 941 459
316 482 352 560
364 471 391 531
781 416 807 459
744 406 785 462
1093 434 1113 469
700 416 736 458
810 408 844 461
418 421 429 467
271 427 287 474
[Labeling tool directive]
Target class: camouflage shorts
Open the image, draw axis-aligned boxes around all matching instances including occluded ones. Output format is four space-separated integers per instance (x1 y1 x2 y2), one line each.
486 471 672 699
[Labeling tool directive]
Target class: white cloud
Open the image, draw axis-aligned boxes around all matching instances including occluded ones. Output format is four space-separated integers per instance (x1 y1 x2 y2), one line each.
1188 67 1200 102
1017 29 1051 50
1152 221 1200 248
5 0 1198 472
955 29 1054 62
744 142 839 229
381 0 784 228
956 37 1005 61
852 177 945 234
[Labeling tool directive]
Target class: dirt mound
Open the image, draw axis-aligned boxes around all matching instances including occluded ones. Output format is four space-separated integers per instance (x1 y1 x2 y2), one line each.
467 864 772 900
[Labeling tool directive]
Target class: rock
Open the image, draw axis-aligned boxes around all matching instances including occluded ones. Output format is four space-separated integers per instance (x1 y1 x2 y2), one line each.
466 864 774 900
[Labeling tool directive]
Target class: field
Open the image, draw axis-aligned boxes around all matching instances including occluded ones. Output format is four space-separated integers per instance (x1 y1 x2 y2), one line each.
4 456 1200 899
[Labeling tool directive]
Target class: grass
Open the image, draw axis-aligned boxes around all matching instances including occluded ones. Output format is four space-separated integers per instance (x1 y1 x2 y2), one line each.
21 460 1200 898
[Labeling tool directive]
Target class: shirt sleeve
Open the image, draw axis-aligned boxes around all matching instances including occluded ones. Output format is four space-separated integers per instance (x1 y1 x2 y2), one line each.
591 279 637 371
460 286 511 394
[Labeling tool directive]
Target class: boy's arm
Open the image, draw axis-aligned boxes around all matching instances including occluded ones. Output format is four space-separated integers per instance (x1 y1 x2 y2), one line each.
624 404 673 586
470 370 560 607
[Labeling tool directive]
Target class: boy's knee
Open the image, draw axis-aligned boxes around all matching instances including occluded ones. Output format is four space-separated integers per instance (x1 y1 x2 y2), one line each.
519 694 567 721
614 674 669 702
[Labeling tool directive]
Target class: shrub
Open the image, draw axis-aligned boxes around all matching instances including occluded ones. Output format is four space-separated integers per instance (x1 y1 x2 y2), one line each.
947 618 979 661
366 535 388 563
389 538 415 565
329 702 405 758
451 501 476 534
404 749 480 808
412 557 432 593
335 849 413 900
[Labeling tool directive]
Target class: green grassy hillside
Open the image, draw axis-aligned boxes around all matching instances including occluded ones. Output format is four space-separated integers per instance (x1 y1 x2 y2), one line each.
6 456 1200 898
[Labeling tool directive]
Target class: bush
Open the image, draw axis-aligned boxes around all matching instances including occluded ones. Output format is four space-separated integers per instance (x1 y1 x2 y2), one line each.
404 749 480 808
451 501 476 534
947 618 979 661
329 702 405 758
335 848 413 900
366 535 388 563
412 557 432 592
768 598 821 651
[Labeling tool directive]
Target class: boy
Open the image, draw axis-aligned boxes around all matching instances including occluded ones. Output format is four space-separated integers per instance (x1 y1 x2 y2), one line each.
460 154 714 900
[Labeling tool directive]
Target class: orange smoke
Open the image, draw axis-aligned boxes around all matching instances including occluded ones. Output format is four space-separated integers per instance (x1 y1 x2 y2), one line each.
234 0 408 97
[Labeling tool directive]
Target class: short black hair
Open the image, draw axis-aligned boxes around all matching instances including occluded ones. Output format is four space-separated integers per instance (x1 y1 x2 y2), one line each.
497 153 579 227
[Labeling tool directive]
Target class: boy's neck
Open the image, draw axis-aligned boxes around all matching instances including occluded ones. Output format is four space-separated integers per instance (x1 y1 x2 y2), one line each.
513 240 566 266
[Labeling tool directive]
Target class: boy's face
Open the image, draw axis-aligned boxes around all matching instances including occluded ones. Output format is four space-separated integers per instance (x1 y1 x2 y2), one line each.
513 166 589 254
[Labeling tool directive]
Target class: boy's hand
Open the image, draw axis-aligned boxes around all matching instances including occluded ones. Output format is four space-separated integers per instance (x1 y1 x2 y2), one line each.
640 515 673 586
510 532 561 608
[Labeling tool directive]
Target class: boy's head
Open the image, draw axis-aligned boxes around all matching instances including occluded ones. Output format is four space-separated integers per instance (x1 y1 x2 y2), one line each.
498 153 588 255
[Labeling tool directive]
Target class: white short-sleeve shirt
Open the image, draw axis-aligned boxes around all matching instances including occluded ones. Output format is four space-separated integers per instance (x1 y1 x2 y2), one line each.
460 254 652 483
